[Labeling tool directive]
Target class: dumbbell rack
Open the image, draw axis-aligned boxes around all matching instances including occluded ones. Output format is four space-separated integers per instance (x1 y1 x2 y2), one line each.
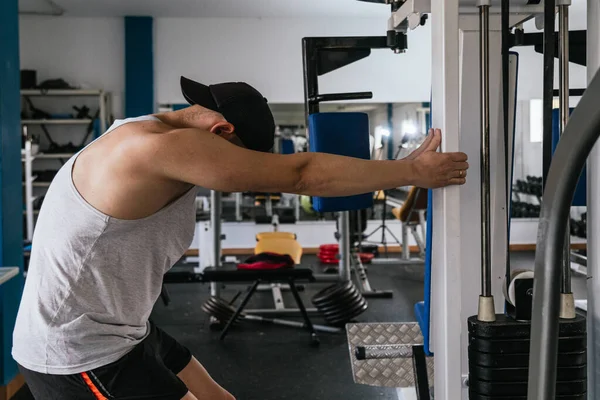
511 176 542 219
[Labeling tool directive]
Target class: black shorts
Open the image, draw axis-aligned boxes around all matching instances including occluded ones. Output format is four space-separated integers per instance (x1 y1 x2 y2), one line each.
19 323 192 400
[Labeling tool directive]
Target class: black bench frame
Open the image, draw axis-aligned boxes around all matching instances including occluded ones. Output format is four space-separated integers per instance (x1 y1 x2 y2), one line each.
196 268 319 345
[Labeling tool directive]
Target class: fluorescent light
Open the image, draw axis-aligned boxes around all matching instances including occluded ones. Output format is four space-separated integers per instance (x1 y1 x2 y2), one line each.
402 121 417 136
375 126 391 138
530 99 543 143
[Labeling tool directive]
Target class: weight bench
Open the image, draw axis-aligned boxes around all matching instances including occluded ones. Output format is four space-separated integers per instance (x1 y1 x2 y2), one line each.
202 267 321 345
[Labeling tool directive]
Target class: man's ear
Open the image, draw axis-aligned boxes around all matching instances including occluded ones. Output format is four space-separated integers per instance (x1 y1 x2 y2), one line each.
210 121 235 136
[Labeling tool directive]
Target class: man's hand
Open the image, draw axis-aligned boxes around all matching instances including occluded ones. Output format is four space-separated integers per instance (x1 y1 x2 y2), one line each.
407 129 469 188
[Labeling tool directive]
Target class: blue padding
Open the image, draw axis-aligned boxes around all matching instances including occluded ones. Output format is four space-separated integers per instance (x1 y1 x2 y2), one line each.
308 113 373 212
552 108 586 206
418 188 433 356
281 139 295 155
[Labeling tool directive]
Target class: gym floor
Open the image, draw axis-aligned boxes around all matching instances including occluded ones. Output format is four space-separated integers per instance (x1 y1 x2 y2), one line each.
13 251 586 400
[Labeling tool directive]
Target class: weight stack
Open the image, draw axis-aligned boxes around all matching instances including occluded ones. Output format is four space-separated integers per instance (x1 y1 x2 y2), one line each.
468 314 586 400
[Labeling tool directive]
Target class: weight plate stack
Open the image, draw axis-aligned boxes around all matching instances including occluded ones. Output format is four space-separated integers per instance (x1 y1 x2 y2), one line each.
312 281 368 327
201 297 242 325
467 314 587 399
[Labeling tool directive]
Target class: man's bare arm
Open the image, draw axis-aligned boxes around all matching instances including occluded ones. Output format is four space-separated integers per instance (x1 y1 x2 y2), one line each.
142 128 467 196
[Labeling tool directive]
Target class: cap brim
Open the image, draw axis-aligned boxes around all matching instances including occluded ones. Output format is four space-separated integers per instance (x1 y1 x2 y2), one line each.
180 76 218 111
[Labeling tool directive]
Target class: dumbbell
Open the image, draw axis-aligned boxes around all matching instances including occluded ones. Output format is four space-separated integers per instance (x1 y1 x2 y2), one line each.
515 180 528 194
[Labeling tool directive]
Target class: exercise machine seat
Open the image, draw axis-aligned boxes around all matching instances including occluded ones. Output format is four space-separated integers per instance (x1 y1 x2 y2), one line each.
255 237 303 264
392 187 428 224
256 232 297 241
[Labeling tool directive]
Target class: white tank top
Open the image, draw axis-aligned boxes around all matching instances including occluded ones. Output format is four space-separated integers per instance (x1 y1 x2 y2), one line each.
12 116 197 374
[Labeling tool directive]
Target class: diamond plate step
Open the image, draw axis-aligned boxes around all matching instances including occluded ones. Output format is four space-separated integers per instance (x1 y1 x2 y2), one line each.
347 322 434 388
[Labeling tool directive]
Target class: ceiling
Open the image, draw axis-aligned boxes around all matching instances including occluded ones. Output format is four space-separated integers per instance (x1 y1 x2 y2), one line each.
19 0 391 18
19 0 588 29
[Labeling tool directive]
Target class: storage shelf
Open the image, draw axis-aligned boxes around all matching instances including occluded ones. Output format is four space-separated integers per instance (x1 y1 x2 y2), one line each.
22 119 92 125
21 89 103 96
22 210 40 215
21 87 109 243
36 153 75 159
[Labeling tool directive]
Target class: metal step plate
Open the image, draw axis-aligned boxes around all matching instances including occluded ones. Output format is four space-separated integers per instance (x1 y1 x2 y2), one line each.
346 322 434 388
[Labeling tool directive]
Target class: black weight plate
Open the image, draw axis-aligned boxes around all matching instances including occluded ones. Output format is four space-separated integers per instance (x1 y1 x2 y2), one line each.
468 315 586 339
323 298 368 325
312 281 355 304
201 298 242 324
314 287 362 309
469 364 587 383
322 296 367 321
469 335 586 354
469 349 586 368
205 298 237 316
313 289 361 309
325 301 368 326
468 391 587 400
315 291 364 314
326 304 368 327
469 378 586 397
201 302 233 323
313 283 357 307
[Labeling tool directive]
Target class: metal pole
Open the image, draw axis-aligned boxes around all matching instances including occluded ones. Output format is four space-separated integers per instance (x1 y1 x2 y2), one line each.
477 2 495 322
24 130 34 241
480 3 491 297
587 0 600 395
210 190 222 298
542 0 556 186
338 212 351 282
99 91 107 134
235 192 242 222
558 3 575 320
528 68 600 400
294 195 300 221
402 224 410 261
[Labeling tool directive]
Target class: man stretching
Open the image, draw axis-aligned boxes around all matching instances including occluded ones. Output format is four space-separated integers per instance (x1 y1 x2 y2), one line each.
13 76 468 400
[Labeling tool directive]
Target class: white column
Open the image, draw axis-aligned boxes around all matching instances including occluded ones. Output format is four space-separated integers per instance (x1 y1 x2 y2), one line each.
587 0 600 396
430 0 463 398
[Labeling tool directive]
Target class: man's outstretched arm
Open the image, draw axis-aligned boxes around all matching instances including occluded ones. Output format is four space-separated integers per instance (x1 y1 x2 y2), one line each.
143 128 468 196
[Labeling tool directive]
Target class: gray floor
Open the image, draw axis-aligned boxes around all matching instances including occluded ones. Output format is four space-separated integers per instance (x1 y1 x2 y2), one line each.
150 255 424 400
15 251 585 400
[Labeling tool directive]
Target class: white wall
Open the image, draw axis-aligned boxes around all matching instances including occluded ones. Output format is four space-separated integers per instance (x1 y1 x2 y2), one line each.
18 10 588 112
19 16 125 117
155 17 432 104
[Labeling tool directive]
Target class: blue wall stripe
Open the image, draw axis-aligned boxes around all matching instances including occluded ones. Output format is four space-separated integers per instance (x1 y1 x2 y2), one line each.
0 0 25 385
125 16 154 118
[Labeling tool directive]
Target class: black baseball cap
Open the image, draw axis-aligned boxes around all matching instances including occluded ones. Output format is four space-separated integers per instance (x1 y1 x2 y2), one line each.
180 76 275 152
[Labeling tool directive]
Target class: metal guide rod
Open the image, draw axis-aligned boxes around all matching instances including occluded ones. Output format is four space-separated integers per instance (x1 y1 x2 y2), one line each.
339 212 352 282
480 3 491 298
210 190 222 297
501 0 511 301
559 4 572 296
477 1 496 322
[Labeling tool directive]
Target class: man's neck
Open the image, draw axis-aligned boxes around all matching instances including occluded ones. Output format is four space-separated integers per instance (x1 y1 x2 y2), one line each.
154 107 213 131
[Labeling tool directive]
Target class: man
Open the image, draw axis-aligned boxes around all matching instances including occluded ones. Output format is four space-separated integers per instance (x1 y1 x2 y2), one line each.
13 76 468 400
